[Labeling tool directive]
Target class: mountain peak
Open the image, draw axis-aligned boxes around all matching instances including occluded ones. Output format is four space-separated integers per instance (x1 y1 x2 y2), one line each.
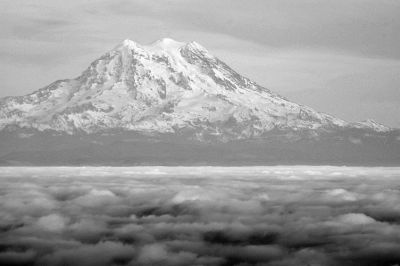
118 38 206 53
151 37 183 45
116 38 188 56
0 38 394 138
148 38 186 52
119 39 140 49
185 41 208 52
352 119 390 132
0 39 399 166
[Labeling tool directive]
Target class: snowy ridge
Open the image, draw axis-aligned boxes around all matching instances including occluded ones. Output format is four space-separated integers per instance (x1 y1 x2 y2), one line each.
0 38 390 139
350 119 391 132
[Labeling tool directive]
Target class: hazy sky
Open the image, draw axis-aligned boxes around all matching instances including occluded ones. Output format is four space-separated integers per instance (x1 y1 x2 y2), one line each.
1 0 399 126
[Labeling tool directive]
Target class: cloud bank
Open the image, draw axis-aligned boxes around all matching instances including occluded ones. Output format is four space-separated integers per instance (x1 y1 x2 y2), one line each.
0 166 400 265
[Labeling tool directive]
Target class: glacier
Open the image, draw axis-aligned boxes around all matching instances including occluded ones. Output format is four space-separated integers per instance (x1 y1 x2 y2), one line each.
0 38 398 165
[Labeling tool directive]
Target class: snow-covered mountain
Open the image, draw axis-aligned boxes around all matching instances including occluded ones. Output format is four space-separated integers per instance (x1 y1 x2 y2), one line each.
0 38 398 166
0 38 382 139
349 119 391 133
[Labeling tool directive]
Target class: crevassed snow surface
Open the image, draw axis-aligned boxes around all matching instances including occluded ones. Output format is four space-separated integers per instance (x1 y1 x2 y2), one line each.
0 38 351 137
0 166 400 266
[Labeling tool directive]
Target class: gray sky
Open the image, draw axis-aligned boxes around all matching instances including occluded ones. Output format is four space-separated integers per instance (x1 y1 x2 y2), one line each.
1 0 400 127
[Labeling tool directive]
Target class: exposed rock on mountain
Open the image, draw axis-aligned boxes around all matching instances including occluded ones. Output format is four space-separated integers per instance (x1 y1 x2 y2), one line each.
0 39 398 165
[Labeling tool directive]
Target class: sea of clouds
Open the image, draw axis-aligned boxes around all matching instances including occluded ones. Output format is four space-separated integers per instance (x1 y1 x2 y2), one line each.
0 166 400 266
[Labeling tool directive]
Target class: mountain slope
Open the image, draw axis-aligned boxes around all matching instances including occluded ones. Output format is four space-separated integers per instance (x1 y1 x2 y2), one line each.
1 38 349 138
0 38 398 165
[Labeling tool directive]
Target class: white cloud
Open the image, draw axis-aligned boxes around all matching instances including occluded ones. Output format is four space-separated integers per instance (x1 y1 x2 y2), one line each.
137 244 168 263
325 188 358 202
335 213 376 225
36 214 68 232
72 188 119 208
0 166 400 265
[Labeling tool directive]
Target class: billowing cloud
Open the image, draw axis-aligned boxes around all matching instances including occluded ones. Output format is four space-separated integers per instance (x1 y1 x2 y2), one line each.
0 166 400 265
36 214 69 232
334 213 376 225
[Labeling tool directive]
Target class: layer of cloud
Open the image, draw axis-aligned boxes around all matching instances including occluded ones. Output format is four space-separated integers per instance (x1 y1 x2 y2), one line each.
0 167 400 265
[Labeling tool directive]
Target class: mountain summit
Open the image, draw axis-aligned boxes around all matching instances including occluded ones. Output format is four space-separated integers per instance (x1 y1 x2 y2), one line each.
0 38 399 165
0 38 351 137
